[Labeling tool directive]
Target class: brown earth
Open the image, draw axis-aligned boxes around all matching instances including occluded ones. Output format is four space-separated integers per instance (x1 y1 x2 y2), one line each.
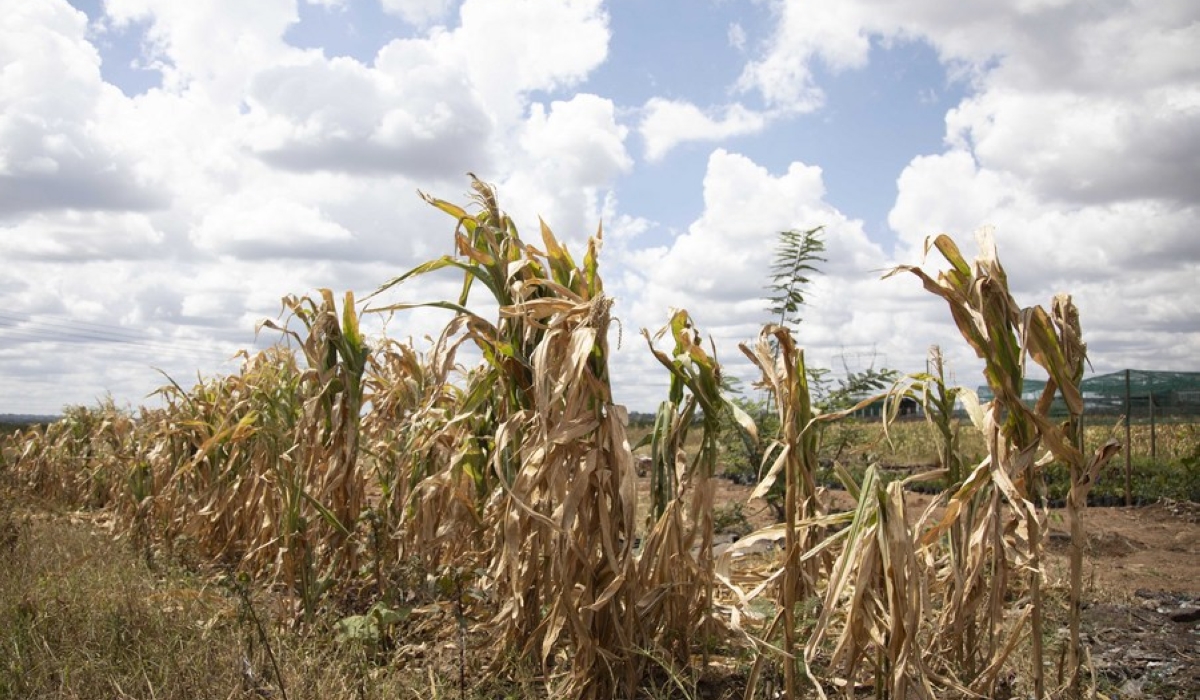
703 475 1199 597
695 474 1200 699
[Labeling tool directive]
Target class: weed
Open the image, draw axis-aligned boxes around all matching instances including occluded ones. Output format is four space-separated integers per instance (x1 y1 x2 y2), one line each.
712 502 751 536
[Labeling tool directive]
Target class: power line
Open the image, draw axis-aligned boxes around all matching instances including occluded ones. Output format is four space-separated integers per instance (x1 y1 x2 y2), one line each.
0 310 251 349
0 325 239 364
0 311 175 341
0 311 273 359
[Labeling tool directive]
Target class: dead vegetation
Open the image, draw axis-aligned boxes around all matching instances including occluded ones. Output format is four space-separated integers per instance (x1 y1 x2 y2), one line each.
1 179 1162 699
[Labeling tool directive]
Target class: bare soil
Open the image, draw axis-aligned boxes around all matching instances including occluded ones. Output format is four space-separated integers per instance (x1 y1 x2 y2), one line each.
698 474 1200 699
1063 500 1199 699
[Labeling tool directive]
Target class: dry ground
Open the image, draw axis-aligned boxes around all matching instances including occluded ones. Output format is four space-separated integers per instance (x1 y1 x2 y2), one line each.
3 471 1194 699
695 472 1200 699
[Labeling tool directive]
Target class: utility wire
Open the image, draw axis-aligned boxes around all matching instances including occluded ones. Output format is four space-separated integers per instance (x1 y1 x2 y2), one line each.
0 311 275 359
0 322 246 361
0 311 282 415
0 325 242 364
0 310 384 415
0 311 182 340
0 310 259 349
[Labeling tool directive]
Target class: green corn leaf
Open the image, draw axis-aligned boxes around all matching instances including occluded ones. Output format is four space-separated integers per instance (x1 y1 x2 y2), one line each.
301 488 352 538
366 256 463 301
930 233 971 278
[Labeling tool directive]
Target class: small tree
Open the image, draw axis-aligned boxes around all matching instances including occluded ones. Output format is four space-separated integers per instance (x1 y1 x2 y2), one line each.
719 227 827 485
767 226 827 328
723 226 899 516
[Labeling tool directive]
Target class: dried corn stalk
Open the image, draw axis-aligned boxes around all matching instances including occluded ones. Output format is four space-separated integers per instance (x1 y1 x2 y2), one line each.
638 311 755 666
368 176 644 699
888 229 1120 698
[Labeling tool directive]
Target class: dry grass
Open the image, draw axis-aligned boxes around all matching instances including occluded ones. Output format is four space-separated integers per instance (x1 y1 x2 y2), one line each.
0 490 551 700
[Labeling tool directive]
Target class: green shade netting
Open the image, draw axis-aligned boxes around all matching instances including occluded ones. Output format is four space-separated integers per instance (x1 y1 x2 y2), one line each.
977 370 1200 411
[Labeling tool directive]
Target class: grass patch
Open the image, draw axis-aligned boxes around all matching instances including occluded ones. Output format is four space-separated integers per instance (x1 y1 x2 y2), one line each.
0 505 246 699
0 493 541 700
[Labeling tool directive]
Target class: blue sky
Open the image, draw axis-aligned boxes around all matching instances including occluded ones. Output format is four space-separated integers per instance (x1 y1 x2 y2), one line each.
74 0 962 243
2 0 1198 415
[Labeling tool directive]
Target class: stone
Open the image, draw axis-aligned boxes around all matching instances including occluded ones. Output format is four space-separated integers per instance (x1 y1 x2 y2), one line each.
1168 605 1200 623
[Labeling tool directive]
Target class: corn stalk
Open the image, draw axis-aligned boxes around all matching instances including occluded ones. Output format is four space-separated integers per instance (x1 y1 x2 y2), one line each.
367 176 643 699
639 310 755 665
885 346 986 676
738 325 829 699
263 289 370 598
887 229 1120 697
1044 296 1122 695
360 331 469 583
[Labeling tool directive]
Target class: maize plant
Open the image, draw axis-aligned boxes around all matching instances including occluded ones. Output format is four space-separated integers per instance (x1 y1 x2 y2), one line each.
13 401 131 508
888 229 1120 697
262 288 370 614
360 330 469 583
738 325 884 699
1045 295 1121 696
740 325 827 698
885 346 986 679
639 310 756 665
147 350 304 579
367 176 644 699
806 466 957 700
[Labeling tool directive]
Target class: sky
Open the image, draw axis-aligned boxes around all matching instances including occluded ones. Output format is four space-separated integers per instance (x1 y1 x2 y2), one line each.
2 0 1198 416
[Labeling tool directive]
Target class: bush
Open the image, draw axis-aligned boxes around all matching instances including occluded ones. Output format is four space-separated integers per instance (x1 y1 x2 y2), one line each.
712 502 751 536
1042 454 1199 506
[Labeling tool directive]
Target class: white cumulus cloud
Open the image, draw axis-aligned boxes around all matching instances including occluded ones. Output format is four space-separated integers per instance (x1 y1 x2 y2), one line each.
498 94 633 244
0 1 166 217
1 211 164 261
607 149 914 409
191 197 357 259
732 0 1200 377
245 51 494 179
639 99 769 162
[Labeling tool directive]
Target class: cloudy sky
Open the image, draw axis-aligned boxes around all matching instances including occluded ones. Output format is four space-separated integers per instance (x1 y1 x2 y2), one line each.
2 0 1198 416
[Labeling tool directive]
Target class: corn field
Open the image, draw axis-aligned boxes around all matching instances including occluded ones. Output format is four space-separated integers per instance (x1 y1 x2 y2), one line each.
1 179 1127 699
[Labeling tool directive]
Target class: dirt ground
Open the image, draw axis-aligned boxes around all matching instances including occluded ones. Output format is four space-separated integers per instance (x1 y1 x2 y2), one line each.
703 475 1199 592
1057 500 1200 699
699 474 1200 699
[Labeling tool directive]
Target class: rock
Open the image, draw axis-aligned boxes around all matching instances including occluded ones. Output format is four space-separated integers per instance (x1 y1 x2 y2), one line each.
1168 605 1200 623
1048 530 1071 545
1118 677 1145 698
635 455 651 477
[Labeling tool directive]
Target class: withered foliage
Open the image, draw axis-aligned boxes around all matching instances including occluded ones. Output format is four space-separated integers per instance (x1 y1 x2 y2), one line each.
4 186 1118 699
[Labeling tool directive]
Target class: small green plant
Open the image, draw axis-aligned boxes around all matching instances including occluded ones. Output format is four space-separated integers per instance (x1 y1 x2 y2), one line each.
1042 456 1199 505
334 601 411 654
711 502 751 536
1178 441 1200 501
767 226 826 329
433 567 482 700
716 395 776 486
